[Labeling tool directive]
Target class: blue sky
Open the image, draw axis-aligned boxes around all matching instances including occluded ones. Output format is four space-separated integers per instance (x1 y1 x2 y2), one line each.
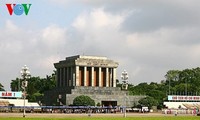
0 1 84 28
1 0 200 90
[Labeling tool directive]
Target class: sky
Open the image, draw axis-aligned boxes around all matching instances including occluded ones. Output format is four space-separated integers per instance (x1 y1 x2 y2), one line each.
1 0 200 90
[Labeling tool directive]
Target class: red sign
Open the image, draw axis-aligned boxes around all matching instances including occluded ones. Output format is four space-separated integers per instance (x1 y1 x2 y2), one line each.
2 92 12 97
0 91 22 98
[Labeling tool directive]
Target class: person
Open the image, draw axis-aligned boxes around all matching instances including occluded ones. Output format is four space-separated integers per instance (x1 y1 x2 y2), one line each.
175 110 177 116
193 108 196 115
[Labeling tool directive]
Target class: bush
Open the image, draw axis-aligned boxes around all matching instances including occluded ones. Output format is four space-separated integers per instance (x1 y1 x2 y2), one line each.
73 95 95 106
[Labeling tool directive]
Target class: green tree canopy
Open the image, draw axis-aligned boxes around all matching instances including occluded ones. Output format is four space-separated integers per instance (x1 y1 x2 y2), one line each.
129 67 200 109
9 66 200 109
10 72 56 102
0 83 4 91
73 95 95 106
138 96 158 109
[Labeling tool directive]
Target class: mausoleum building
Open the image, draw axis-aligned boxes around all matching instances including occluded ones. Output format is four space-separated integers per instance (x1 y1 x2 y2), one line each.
44 55 144 107
54 55 118 88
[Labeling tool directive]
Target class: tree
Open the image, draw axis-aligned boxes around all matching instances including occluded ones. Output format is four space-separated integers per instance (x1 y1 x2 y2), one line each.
138 96 158 109
10 78 21 91
0 83 4 91
73 95 95 106
147 90 165 109
10 72 56 102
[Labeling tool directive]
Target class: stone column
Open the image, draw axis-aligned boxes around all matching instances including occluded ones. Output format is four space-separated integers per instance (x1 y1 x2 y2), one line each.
91 67 94 86
71 67 75 86
66 67 68 87
59 68 62 87
99 67 102 87
84 66 87 86
68 67 72 86
76 66 79 86
69 67 72 87
56 68 60 87
73 72 75 86
63 67 66 87
110 68 113 87
113 68 117 87
106 68 109 87
62 68 64 87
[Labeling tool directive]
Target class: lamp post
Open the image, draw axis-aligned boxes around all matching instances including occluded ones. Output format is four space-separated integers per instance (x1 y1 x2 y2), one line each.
121 70 128 118
20 65 30 118
169 78 171 95
185 77 187 96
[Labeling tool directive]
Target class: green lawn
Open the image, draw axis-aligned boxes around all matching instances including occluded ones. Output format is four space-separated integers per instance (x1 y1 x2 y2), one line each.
0 116 199 120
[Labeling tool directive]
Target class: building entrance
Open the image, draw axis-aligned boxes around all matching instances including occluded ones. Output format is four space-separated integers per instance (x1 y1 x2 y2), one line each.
101 101 117 107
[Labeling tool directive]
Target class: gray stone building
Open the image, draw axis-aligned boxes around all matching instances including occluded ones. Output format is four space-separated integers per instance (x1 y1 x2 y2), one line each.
44 55 144 107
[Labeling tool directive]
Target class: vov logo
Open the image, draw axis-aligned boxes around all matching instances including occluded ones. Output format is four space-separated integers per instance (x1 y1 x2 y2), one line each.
6 4 32 16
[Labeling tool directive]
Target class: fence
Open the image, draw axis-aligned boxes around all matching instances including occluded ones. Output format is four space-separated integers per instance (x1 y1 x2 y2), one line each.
162 109 199 115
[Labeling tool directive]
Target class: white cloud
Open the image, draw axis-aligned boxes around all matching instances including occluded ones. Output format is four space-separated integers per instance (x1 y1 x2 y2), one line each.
0 20 69 90
5 20 18 32
71 8 129 53
73 8 126 30
36 55 61 70
2 0 200 90
69 4 200 85
41 25 67 48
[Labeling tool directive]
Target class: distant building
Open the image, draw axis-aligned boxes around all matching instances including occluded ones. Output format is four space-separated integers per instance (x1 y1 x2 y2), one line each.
0 91 40 111
44 55 144 107
164 95 200 109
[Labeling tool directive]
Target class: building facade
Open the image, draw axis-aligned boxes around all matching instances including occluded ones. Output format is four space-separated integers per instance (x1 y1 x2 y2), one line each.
44 55 144 107
54 55 118 88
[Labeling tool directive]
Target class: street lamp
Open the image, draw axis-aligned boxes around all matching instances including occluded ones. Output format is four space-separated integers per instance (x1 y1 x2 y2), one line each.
121 70 128 118
20 65 30 118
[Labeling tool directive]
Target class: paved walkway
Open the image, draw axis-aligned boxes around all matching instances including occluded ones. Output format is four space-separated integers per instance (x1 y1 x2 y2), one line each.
0 112 194 118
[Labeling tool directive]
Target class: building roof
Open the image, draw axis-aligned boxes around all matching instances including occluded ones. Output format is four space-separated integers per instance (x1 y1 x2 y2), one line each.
54 55 118 68
66 55 108 60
